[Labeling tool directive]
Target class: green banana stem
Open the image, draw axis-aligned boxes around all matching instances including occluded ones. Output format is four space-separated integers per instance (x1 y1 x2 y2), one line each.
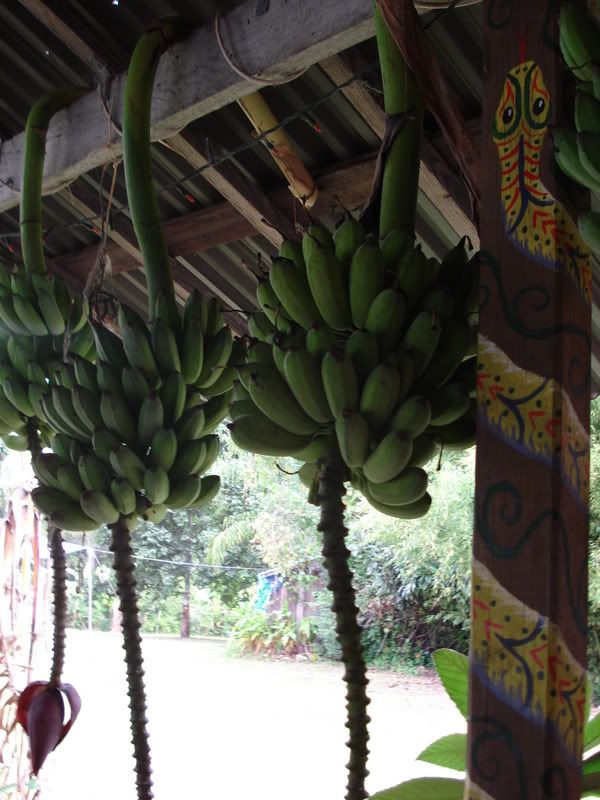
318 454 370 800
110 517 153 800
48 526 67 686
374 3 423 239
20 88 87 275
123 24 186 330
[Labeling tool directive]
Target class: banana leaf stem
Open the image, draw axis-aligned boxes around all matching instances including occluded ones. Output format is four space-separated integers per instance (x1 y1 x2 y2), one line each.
20 88 87 276
318 454 370 800
48 526 67 686
123 23 186 330
110 517 153 800
374 3 423 239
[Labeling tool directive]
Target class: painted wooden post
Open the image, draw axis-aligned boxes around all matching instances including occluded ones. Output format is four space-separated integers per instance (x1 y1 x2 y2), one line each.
466 2 592 798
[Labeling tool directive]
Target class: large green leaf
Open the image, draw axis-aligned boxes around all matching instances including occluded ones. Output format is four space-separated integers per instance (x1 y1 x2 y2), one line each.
585 710 600 753
432 649 469 719
584 751 600 776
417 733 467 772
370 778 465 800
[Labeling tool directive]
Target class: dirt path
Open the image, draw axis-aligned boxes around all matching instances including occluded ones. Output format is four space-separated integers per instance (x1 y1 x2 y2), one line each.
39 631 465 800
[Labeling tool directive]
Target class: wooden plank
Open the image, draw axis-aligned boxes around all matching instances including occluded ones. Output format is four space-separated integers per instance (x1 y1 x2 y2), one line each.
49 153 380 279
320 53 479 244
0 0 376 212
466 3 591 798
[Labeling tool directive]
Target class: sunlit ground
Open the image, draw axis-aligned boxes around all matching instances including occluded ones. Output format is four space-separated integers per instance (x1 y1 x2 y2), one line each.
38 632 464 800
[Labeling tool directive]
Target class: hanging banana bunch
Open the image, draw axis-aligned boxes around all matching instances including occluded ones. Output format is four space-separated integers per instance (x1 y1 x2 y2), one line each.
230 6 477 800
554 2 600 253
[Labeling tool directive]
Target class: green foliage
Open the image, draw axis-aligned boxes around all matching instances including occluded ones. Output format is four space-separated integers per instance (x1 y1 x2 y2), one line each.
369 778 464 799
417 734 466 772
229 603 315 657
432 650 469 718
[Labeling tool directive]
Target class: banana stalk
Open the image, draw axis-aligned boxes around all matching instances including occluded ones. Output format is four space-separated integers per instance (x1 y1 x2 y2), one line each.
374 3 423 239
122 23 185 330
20 88 87 275
318 454 370 800
110 517 153 800
48 526 67 686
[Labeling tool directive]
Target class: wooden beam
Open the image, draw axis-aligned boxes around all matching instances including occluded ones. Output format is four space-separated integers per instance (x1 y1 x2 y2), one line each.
50 153 380 279
319 53 479 244
0 0 375 213
467 3 590 798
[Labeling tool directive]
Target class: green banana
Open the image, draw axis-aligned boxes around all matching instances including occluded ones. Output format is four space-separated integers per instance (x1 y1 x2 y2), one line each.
49 433 72 463
121 365 151 408
111 478 137 516
302 224 334 265
26 383 47 422
229 413 313 456
68 325 95 360
92 325 127 370
160 372 186 427
248 312 275 342
0 297 28 335
416 317 470 391
202 389 233 434
396 247 436 312
92 428 120 463
269 257 323 329
230 399 257 421
363 431 413 484
333 214 367 269
166 474 202 508
5 374 35 417
121 321 159 384
141 503 168 524
170 440 207 482
80 490 120 525
403 311 442 377
3 434 28 451
57 463 85 501
429 382 471 426
73 356 98 393
346 331 379 383
144 467 170 505
152 318 182 376
54 362 77 390
335 411 370 468
575 91 600 133
0 388 25 430
175 407 206 443
559 3 600 84
243 362 319 435
13 295 48 336
97 362 122 394
50 504 99 532
36 290 66 336
180 318 204 384
283 349 331 423
100 391 137 444
298 462 318 490
388 396 431 438
306 324 336 358
360 362 400 429
138 392 165 447
78 452 111 493
32 452 64 490
256 277 283 325
577 132 600 183
291 434 335 463
31 486 71 516
365 491 432 519
420 288 454 322
248 340 274 365
433 413 476 450
109 444 145 490
204 297 224 337
196 327 233 389
306 244 352 331
279 239 305 270
364 288 405 338
321 350 359 418
189 474 221 508
436 236 470 292
579 211 600 253
200 365 236 397
409 433 440 468
199 434 220 474
553 127 600 191
367 466 428 506
349 240 385 329
72 386 102 433
380 228 413 270
149 428 178 472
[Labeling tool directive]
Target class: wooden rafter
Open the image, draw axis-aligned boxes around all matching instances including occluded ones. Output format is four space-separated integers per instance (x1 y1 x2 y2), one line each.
0 0 376 213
